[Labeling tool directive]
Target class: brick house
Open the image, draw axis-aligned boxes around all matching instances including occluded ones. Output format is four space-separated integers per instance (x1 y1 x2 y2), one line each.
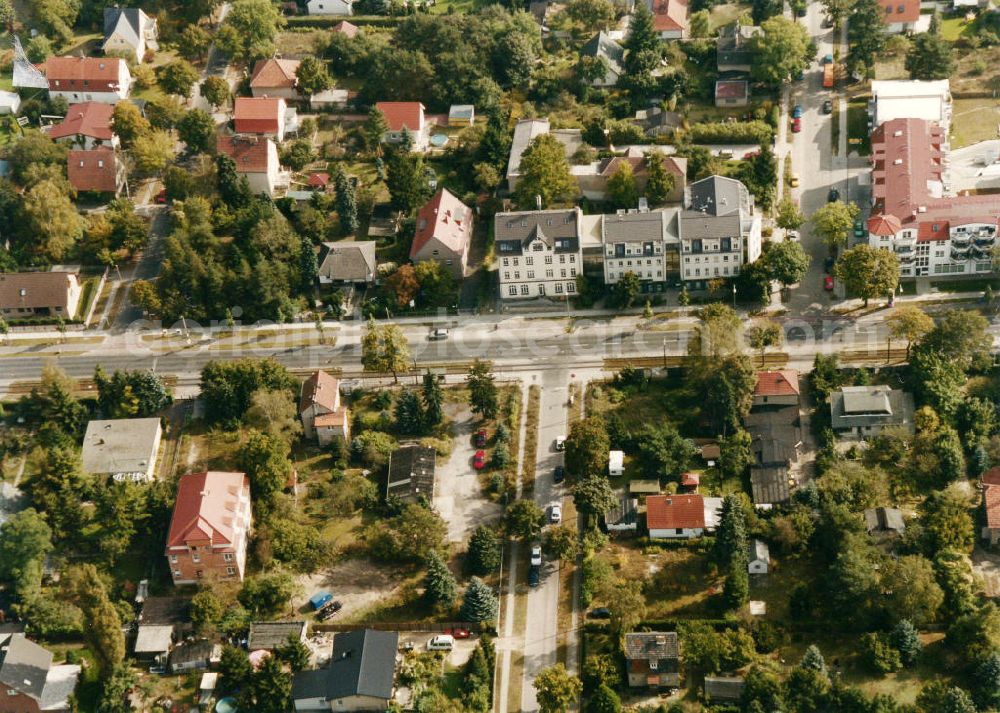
299 370 350 446
45 56 131 104
411 188 473 279
624 632 680 688
165 471 251 585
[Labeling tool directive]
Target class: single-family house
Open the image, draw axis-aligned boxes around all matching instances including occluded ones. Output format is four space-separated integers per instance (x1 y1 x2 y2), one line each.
648 0 688 39
864 507 906 535
375 102 429 151
248 621 308 652
0 91 21 115
308 172 330 191
448 105 475 127
386 445 436 504
103 8 158 63
753 370 800 408
632 106 682 138
292 630 398 711
168 640 219 674
715 79 749 107
603 495 639 533
300 370 351 446
68 147 126 195
877 0 920 33
0 634 81 713
216 135 286 197
234 97 287 141
81 417 163 482
250 58 301 100
830 385 915 438
609 450 624 477
307 0 353 14
705 676 745 703
333 20 359 37
581 32 625 87
165 471 252 585
576 151 687 203
646 494 722 539
135 596 191 661
0 271 81 320
529 0 549 27
411 188 473 279
316 241 378 286
681 472 699 492
46 56 131 104
716 23 761 73
48 102 117 150
624 632 680 688
748 539 769 574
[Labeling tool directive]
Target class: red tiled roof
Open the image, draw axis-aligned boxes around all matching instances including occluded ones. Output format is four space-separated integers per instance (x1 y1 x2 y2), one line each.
411 188 472 259
877 0 919 25
986 484 1000 529
217 135 273 173
250 58 300 90
646 494 705 530
375 101 425 132
755 370 800 397
165 471 250 549
67 147 120 192
867 214 901 236
870 118 1000 242
234 97 282 135
49 102 114 141
681 473 700 487
715 80 747 99
308 172 330 188
45 56 126 92
299 370 340 413
650 0 687 32
333 20 359 37
983 467 1000 486
314 410 348 427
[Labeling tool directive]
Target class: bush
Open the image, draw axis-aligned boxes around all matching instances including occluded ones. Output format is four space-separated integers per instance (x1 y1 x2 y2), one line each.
687 120 774 145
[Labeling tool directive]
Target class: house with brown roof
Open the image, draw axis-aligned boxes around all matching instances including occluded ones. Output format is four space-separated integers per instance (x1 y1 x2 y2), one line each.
575 149 687 203
47 102 117 150
375 102 429 151
67 147 126 195
877 0 919 33
300 370 350 446
45 56 131 104
715 79 749 107
984 468 1000 545
753 370 800 408
234 97 287 141
333 20 359 37
216 135 286 197
250 58 301 100
867 117 1000 280
165 471 252 585
648 0 687 39
0 271 82 320
0 634 81 713
411 188 473 279
624 632 680 688
646 494 723 539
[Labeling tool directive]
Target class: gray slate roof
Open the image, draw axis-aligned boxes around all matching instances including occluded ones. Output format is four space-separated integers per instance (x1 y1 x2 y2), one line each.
602 209 679 244
581 31 625 73
603 495 639 528
864 507 906 533
624 632 679 660
495 209 580 255
705 675 745 701
386 445 436 503
831 386 914 431
317 241 377 283
0 634 52 701
104 7 149 43
749 538 769 563
680 212 741 240
687 175 748 217
293 629 398 702
750 466 790 505
716 22 761 68
248 621 307 651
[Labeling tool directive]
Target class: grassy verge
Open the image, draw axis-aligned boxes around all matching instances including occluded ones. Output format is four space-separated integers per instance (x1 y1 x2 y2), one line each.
74 277 100 322
952 97 1000 148
555 499 579 668
846 98 871 156
567 382 584 426
521 385 541 495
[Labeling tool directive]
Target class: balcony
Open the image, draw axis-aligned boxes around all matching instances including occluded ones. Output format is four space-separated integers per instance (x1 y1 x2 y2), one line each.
950 234 970 247
898 253 915 264
951 247 971 261
975 235 997 248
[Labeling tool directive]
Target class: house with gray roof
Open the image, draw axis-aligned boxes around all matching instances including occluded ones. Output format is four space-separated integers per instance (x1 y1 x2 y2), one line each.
292 629 399 711
386 444 436 504
864 507 906 534
716 23 761 73
495 208 583 301
317 241 377 286
81 417 162 482
679 175 762 289
830 385 915 438
581 32 625 87
748 538 769 574
249 621 308 652
601 208 681 290
103 8 158 63
624 632 680 688
705 675 745 702
0 634 81 712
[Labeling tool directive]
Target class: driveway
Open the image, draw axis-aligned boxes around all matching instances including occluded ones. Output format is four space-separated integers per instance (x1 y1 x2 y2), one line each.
293 557 412 621
434 403 502 543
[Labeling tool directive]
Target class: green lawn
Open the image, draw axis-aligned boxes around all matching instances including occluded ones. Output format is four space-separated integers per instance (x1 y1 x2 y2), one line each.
939 16 973 41
846 98 871 156
708 2 750 31
74 277 100 322
951 97 1000 148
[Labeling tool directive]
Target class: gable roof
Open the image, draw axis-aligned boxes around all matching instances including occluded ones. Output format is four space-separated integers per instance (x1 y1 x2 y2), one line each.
375 102 425 132
68 147 121 192
293 630 399 702
987 485 1000 530
649 0 688 31
386 445 436 502
581 31 625 72
216 135 275 173
165 471 249 549
104 7 152 45
250 58 301 90
411 188 473 260
234 96 283 133
333 20 359 37
300 370 340 413
0 271 78 311
49 102 114 141
0 634 52 701
877 0 919 24
624 632 679 660
755 370 799 398
494 209 581 255
749 538 769 563
45 56 127 86
687 175 749 216
317 241 377 282
248 621 307 651
750 466 790 504
646 494 705 530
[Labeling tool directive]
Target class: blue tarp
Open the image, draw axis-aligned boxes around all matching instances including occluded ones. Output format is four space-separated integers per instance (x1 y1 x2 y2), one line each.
309 591 333 610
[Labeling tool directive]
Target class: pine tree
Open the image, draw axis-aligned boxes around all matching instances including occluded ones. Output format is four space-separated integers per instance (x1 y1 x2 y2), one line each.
468 525 502 575
299 235 317 295
645 152 675 205
460 576 498 623
422 371 443 427
624 1 658 72
714 494 749 567
423 550 458 608
467 360 499 419
364 106 389 153
275 633 311 672
216 153 251 208
801 644 828 675
891 619 923 666
334 168 358 235
394 388 425 435
386 139 429 213
723 558 749 610
975 651 1000 709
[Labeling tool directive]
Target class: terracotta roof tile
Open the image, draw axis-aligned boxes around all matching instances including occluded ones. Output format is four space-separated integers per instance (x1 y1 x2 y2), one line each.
48 102 114 141
411 188 472 259
986 484 1000 529
300 370 340 413
0 271 79 311
250 58 300 90
217 135 274 173
234 97 283 134
67 147 120 192
755 370 800 397
45 56 127 92
375 102 425 132
333 20 359 37
166 471 250 549
646 494 705 530
877 0 919 24
650 0 687 32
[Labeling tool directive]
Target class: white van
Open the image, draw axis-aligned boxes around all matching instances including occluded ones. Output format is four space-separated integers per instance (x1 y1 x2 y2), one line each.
427 635 455 651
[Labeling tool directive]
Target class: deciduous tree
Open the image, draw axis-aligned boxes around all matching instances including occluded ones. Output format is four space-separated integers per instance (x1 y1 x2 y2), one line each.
467 359 499 420
606 161 638 210
812 200 860 249
887 305 933 359
514 134 577 209
505 499 546 541
296 56 334 96
177 109 216 153
645 151 675 205
751 16 814 85
361 318 411 383
200 76 231 109
534 663 582 713
565 416 610 481
157 60 200 96
834 245 900 306
763 240 809 287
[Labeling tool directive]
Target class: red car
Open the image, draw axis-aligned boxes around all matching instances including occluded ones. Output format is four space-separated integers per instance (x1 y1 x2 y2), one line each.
791 117 802 133
445 627 471 639
154 188 168 204
475 428 488 447
824 276 834 291
474 450 486 469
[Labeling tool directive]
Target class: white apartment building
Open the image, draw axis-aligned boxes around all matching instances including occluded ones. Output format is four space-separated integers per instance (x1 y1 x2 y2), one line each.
495 208 582 300
601 208 681 291
869 79 951 135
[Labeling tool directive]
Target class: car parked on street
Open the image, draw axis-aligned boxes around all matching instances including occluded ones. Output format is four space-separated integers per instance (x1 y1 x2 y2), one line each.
824 256 836 273
528 566 540 587
791 117 802 133
555 435 566 451
553 465 565 483
531 545 542 566
789 173 800 187
792 104 802 118
445 627 470 639
550 504 562 523
824 276 835 291
823 99 833 114
827 188 840 202
475 428 488 447
587 608 611 619
473 450 486 469
428 328 449 341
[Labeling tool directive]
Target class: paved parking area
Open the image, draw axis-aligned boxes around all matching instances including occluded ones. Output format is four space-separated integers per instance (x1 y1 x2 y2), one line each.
397 632 479 667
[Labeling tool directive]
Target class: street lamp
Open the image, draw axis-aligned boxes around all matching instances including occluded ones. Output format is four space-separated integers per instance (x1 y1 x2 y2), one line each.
732 283 737 308
662 337 667 369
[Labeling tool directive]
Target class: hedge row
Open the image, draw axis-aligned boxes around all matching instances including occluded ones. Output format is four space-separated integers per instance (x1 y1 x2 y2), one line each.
285 14 403 28
687 120 774 145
